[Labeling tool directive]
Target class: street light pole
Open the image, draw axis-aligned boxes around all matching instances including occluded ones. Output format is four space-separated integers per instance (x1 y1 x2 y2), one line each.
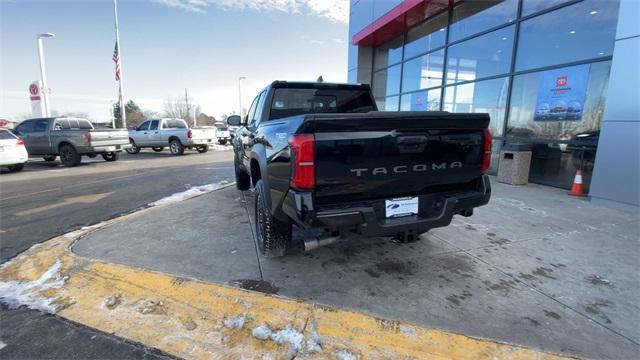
37 33 55 117
238 76 246 119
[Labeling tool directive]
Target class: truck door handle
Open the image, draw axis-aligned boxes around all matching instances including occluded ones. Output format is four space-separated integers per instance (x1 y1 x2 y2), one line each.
397 135 428 154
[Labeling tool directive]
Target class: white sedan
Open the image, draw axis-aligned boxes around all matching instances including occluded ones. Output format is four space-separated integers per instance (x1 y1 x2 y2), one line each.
0 129 28 172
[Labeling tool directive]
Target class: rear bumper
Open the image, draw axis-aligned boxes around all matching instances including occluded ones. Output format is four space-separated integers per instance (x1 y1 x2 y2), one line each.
282 175 491 237
78 143 131 153
186 139 216 146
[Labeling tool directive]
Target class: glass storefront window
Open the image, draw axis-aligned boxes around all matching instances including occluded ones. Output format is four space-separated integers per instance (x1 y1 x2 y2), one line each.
382 96 399 111
522 0 572 17
374 35 403 70
400 88 442 111
507 61 611 140
401 50 445 93
516 0 619 71
443 77 509 136
404 12 447 60
446 25 514 84
449 0 517 42
372 64 402 98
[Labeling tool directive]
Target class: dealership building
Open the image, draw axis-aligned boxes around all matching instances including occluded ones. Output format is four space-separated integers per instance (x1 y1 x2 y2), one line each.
347 0 639 212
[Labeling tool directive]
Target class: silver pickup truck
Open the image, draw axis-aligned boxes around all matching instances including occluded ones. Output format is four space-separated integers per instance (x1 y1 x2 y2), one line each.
13 117 130 167
126 118 217 155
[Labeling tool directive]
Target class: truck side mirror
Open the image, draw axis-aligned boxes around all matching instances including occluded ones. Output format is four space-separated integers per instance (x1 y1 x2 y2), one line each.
227 115 241 126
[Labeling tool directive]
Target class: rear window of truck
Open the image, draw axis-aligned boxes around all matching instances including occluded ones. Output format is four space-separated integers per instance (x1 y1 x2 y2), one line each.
269 88 375 120
163 120 187 129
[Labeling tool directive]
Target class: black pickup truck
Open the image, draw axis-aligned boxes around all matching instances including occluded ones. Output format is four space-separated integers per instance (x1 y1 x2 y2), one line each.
227 81 492 257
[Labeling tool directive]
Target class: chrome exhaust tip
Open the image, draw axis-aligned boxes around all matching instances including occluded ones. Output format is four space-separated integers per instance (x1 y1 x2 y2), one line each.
303 234 342 252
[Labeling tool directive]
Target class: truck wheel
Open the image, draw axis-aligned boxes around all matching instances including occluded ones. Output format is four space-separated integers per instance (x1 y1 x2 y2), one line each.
59 144 81 167
152 147 164 152
218 139 227 145
126 139 140 154
234 154 250 190
101 152 119 162
254 179 291 258
196 146 209 153
43 155 56 162
7 164 24 172
169 139 185 155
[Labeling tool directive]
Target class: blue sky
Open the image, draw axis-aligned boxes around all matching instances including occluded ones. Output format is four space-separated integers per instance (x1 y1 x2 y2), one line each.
0 0 349 122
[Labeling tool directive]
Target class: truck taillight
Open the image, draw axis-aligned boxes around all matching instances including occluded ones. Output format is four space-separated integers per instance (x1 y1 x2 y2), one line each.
481 129 492 173
289 134 315 190
187 130 193 138
84 132 92 143
16 138 25 146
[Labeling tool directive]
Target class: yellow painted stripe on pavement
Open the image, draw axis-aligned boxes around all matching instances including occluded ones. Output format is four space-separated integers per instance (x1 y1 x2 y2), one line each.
0 208 574 359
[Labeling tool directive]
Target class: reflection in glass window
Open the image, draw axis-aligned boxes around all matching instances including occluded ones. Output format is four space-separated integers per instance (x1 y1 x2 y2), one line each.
516 0 619 71
402 50 444 93
507 61 611 140
374 35 403 70
404 12 447 59
522 0 572 16
443 77 509 136
372 64 402 98
383 96 400 111
449 0 517 42
446 26 514 84
400 88 441 111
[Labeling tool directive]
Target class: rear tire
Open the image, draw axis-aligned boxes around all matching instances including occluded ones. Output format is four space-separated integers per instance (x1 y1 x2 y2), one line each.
169 139 184 155
7 164 24 172
234 154 250 190
43 155 56 162
59 144 81 167
152 147 164 152
101 152 119 162
218 139 227 145
196 146 209 153
254 179 291 258
126 139 140 154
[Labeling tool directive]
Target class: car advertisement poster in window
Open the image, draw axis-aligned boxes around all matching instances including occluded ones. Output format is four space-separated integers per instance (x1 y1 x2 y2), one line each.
533 64 590 122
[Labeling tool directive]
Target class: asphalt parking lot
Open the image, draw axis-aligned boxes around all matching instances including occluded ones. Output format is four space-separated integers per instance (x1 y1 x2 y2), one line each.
69 178 640 359
0 148 234 262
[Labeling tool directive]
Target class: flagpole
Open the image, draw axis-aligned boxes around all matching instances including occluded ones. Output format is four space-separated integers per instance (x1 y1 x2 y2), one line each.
113 0 126 129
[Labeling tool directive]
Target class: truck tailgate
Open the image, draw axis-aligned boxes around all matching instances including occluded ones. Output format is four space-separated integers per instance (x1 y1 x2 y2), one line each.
190 127 216 141
89 129 130 146
307 112 490 204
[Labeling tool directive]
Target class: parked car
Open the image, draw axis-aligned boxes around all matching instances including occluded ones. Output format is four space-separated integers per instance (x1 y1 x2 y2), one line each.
12 117 130 167
214 122 230 144
229 81 492 257
0 129 28 172
127 118 216 155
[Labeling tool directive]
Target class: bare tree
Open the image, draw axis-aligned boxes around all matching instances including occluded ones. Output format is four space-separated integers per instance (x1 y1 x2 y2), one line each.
163 96 202 127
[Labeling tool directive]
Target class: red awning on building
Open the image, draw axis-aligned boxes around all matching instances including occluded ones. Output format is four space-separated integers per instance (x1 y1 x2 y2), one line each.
352 0 451 47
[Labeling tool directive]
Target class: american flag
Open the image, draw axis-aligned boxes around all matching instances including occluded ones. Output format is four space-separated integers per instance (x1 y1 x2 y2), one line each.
113 41 121 81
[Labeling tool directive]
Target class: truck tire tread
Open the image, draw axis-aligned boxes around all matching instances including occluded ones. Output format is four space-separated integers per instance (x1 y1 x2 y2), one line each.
255 179 290 258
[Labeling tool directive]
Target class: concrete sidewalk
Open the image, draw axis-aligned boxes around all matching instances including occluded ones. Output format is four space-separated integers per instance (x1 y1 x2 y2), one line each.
73 178 640 359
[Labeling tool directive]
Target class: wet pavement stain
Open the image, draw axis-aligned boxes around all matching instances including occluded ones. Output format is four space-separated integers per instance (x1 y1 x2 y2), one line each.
440 254 475 278
489 238 511 246
366 260 415 277
231 279 279 294
543 310 561 320
532 267 556 279
465 225 477 231
524 317 540 326
584 300 614 324
586 275 614 287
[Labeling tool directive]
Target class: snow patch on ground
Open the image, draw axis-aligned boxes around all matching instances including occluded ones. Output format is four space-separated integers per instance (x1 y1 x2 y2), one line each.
0 260 66 313
335 349 358 360
223 315 246 330
252 325 272 340
271 324 304 351
149 180 230 206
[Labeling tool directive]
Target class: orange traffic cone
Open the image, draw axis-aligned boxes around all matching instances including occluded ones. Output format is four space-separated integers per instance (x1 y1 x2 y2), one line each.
569 170 587 197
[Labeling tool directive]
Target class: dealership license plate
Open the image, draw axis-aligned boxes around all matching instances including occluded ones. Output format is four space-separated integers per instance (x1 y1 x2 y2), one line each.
106 146 116 151
385 197 418 218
